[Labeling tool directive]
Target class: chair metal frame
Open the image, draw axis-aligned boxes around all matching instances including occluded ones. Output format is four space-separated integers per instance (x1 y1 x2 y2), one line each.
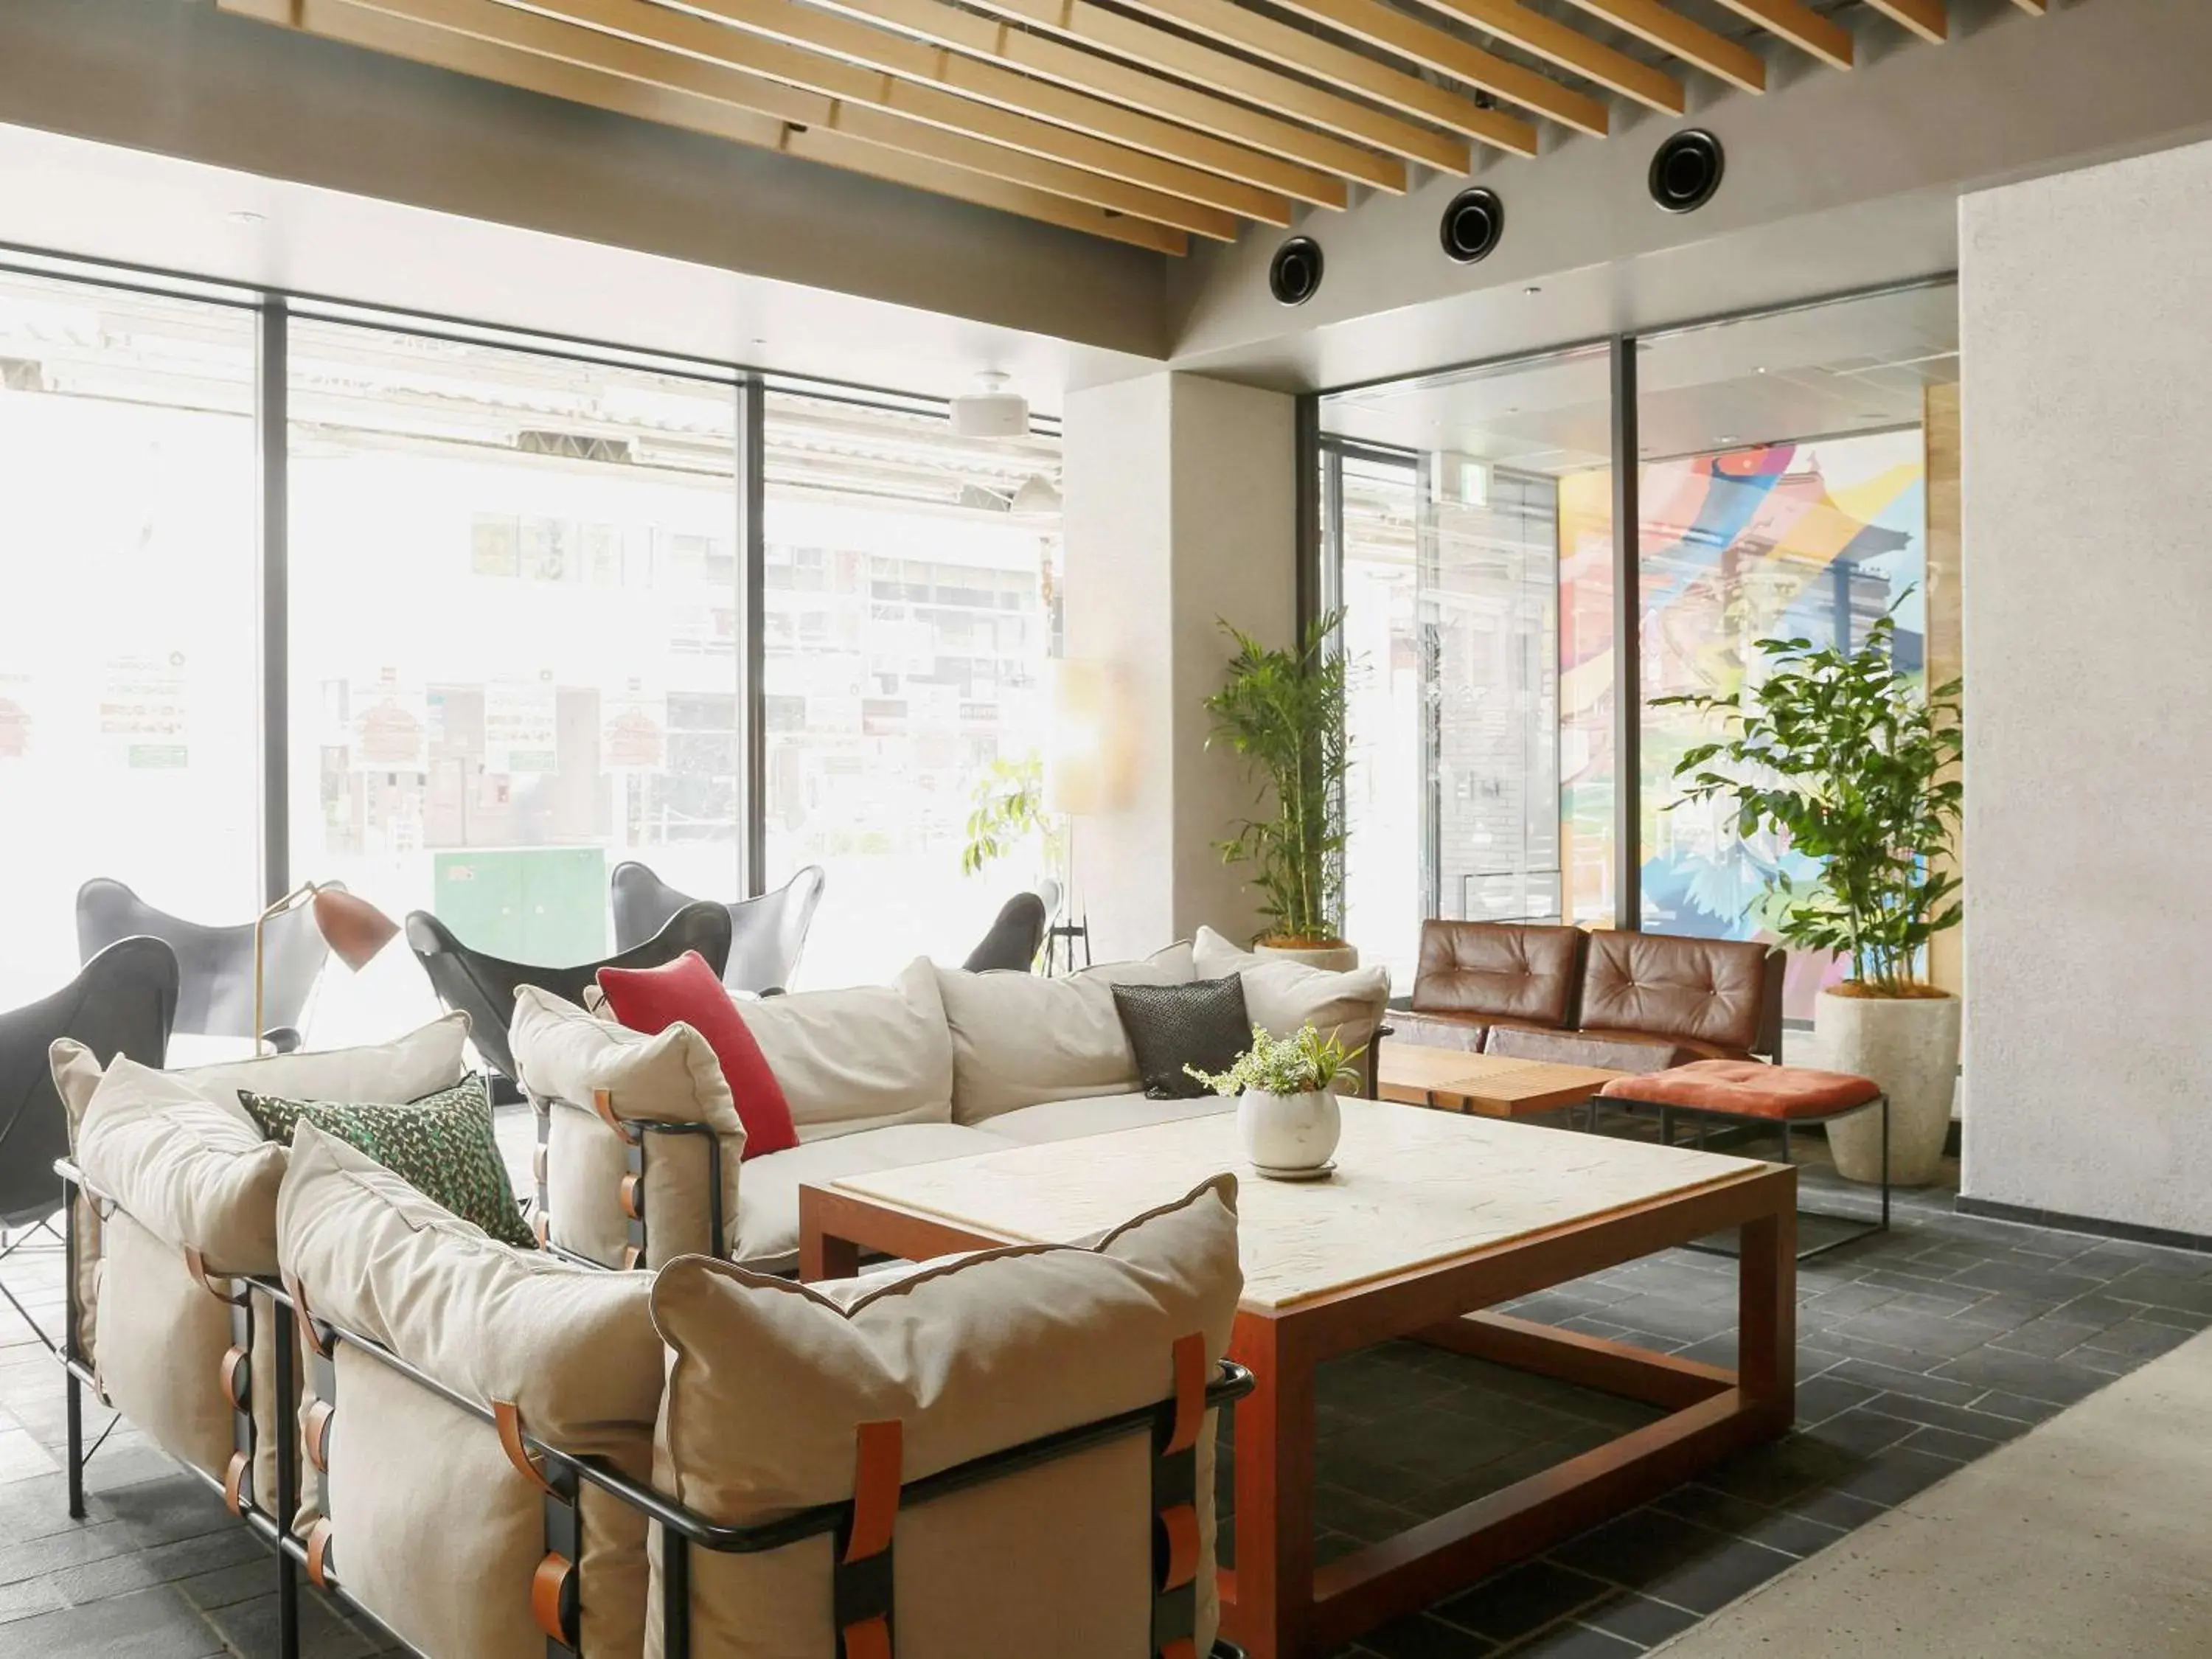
54 1158 1252 1659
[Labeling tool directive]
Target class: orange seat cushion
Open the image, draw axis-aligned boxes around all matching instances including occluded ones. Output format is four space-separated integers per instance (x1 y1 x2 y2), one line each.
1601 1059 1881 1121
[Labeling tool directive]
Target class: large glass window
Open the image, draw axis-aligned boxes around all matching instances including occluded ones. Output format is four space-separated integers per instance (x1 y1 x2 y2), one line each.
0 272 260 1009
762 392 1060 987
1322 349 1608 981
287 321 740 984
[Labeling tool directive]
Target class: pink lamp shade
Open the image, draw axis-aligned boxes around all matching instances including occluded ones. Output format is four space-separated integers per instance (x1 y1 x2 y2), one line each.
311 887 400 972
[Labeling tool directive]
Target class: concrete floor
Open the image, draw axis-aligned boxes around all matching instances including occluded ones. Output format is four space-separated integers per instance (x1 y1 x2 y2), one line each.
1652 1324 2212 1658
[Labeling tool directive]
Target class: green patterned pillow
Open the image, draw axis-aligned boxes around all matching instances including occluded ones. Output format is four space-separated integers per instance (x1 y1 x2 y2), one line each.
237 1074 535 1250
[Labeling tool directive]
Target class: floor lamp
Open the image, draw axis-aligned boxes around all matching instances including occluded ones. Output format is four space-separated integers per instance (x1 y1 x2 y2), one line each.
253 883 400 1054
1044 660 1113 975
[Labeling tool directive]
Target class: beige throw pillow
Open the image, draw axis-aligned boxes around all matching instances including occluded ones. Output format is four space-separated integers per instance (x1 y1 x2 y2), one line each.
732 958 955 1141
1192 926 1391 1071
279 1124 664 1659
647 1174 1242 1659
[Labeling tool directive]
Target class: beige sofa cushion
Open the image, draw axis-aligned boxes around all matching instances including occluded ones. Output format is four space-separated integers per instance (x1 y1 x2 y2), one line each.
95 1208 237 1483
731 1123 1017 1273
48 1039 111 1363
176 1010 472 1107
647 1175 1242 1659
936 945 1198 1125
737 958 955 1141
1193 926 1391 1074
511 987 745 1267
280 1125 662 1659
979 1091 1234 1147
76 1059 288 1276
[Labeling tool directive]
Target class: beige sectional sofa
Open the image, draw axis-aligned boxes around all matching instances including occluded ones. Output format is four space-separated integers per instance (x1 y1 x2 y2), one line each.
515 929 1391 1275
49 1012 1254 1659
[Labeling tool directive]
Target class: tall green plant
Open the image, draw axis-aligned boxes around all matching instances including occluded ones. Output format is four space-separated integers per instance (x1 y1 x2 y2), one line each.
1655 608 1962 995
1203 613 1350 945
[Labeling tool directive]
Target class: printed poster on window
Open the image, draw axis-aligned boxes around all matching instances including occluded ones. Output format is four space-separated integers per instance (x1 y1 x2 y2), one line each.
602 684 666 771
98 652 187 769
487 675 558 773
349 669 428 771
0 672 29 760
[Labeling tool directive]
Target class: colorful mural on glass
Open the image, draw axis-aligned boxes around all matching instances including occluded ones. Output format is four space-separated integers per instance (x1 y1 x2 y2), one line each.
1559 428 1928 1016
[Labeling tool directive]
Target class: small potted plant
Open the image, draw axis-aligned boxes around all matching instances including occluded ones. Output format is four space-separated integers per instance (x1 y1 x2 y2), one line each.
1658 607 1964 1186
1202 613 1356 970
1187 1023 1363 1178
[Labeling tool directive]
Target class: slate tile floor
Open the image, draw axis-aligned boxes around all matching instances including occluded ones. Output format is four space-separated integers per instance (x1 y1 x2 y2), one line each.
3 1113 2208 1658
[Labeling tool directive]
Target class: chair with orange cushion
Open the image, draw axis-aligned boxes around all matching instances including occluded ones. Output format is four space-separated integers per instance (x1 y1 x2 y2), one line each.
1598 1059 1889 1260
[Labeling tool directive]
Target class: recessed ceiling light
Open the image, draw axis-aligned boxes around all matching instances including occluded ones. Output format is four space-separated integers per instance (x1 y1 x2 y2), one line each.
1754 366 1768 375
1717 434 1740 445
226 209 265 226
1523 285 1543 295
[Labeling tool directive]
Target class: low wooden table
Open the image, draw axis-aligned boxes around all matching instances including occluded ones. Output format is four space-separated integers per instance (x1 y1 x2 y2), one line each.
800 1101 1797 1659
1377 1042 1626 1119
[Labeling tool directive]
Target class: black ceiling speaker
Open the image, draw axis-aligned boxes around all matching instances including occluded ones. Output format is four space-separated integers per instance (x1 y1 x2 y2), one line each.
1267 236 1324 307
1439 187 1505 264
1649 129 1725 214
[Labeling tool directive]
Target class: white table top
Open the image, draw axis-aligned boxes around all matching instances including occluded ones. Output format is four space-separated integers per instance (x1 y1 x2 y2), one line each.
829 1099 1762 1311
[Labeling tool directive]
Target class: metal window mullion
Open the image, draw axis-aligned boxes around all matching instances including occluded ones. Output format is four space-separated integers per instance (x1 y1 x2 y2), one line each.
738 375 767 899
1610 335 1642 933
259 298 291 904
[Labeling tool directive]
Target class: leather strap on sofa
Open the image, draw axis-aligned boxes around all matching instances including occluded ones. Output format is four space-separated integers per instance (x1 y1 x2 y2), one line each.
836 1419 902 1659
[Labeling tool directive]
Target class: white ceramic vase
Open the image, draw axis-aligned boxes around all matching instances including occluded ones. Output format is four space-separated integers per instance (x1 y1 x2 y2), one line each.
1253 940 1360 973
1817 990 1962 1187
1238 1086 1341 1172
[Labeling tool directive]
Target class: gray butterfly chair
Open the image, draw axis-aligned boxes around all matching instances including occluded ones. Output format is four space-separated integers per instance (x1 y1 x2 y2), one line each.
406 900 734 1086
608 862 826 994
962 886 1054 973
76 877 333 1054
0 936 178 1346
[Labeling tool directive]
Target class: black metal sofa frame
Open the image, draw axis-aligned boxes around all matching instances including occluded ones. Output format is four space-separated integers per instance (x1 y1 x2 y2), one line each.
55 1160 1255 1659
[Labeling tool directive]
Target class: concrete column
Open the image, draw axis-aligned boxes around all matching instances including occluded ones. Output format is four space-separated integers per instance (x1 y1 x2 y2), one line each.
1060 372 1297 962
1960 135 2212 1239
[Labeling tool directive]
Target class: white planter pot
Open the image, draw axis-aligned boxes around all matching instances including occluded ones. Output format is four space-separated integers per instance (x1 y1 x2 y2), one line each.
1237 1086 1341 1172
1253 940 1360 973
1817 990 1962 1188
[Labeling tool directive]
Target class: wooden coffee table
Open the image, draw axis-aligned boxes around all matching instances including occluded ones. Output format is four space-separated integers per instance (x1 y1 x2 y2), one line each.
1377 1042 1625 1119
799 1101 1796 1659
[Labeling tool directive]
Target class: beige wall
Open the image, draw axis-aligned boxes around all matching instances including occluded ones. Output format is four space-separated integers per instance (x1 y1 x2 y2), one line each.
1062 375 1297 961
1960 136 2212 1237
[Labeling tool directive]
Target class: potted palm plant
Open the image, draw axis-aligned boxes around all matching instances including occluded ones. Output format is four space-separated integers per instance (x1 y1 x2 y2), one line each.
1658 608 1964 1186
1202 613 1355 970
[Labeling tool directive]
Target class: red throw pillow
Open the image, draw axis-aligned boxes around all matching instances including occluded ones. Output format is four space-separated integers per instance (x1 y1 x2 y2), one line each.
595 950 798 1160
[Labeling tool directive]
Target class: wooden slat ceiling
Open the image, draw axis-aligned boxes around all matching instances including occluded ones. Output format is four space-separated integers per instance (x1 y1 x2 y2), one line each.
219 0 2039 254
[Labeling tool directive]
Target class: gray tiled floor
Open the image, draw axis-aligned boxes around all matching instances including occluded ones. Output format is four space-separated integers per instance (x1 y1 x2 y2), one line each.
5 1110 2208 1658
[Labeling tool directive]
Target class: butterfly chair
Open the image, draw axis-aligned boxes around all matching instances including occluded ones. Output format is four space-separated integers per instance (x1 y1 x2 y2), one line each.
608 862 826 994
76 877 333 1054
406 900 734 1085
0 936 178 1348
962 888 1052 973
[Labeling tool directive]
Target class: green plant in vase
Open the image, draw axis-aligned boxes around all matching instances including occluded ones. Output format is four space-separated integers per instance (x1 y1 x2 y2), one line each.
1655 604 1963 1185
1187 1023 1365 1177
1202 612 1354 965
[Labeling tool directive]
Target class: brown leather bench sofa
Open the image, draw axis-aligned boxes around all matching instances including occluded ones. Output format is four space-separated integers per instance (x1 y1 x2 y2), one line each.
1391 920 1784 1074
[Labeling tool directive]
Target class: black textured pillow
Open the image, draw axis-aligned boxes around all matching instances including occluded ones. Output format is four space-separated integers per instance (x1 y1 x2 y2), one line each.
1112 976 1253 1099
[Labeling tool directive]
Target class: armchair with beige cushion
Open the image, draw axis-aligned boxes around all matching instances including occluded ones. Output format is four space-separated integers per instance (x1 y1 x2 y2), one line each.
49 1018 1252 1659
1396 920 1784 1074
516 929 1390 1276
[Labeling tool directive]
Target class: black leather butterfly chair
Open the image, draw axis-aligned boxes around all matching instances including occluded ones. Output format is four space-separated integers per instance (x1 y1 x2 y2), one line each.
608 862 826 995
76 877 330 1053
406 901 734 1085
0 936 179 1346
962 890 1051 973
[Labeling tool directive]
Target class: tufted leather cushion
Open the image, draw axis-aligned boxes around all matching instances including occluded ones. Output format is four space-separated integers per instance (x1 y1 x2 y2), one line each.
1576 933 1777 1057
1411 922 1585 1029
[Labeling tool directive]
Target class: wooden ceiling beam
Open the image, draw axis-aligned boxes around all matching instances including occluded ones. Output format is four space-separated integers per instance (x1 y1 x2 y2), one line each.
973 0 1460 175
1862 0 1948 42
1705 0 1852 70
490 0 1287 224
1107 0 1541 156
215 0 1190 249
1404 0 1686 114
1556 0 1765 94
1257 0 1610 136
647 0 1332 209
814 0 1392 195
